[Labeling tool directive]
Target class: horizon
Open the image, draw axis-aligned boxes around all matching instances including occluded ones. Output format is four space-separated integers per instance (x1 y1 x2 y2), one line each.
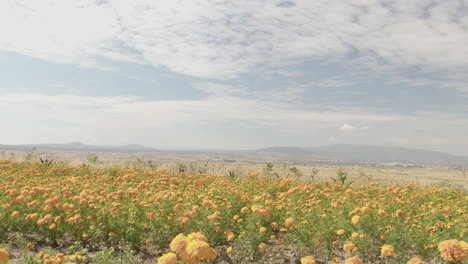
1 1 468 156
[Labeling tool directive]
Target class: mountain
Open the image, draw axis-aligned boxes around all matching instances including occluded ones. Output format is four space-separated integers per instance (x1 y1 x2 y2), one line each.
0 142 159 152
255 144 468 163
1 142 467 163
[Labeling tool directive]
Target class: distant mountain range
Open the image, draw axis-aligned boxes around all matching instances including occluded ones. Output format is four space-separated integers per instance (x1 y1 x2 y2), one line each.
254 145 468 163
0 142 158 152
1 142 467 163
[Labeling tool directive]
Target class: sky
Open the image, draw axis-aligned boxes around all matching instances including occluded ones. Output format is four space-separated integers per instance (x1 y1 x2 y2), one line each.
1 0 468 155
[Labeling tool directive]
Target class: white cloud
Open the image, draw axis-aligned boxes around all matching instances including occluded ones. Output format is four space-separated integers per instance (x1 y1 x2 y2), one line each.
0 93 398 146
1 93 467 154
0 0 467 80
340 124 356 132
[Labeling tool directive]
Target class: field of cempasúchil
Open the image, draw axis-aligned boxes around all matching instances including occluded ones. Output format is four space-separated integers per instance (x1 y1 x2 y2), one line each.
0 160 466 264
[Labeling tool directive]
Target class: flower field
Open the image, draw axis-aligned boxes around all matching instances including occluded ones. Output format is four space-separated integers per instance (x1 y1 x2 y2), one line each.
0 160 466 263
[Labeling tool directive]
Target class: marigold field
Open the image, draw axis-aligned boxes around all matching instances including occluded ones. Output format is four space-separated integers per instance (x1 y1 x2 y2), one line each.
0 160 466 264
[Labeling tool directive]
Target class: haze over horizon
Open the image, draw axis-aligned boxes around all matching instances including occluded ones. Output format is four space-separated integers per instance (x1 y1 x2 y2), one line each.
1 1 468 156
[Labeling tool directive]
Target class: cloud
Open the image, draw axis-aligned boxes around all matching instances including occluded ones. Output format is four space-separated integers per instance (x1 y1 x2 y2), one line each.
1 0 467 80
340 124 370 132
1 93 467 154
0 93 398 127
340 124 356 132
0 93 399 146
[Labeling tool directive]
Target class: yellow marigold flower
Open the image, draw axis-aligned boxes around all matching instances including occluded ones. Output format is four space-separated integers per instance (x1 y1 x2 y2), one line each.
227 234 235 241
48 223 57 230
285 217 295 228
0 248 9 263
259 227 267 234
381 244 395 257
351 232 360 240
259 243 267 249
351 215 360 225
271 222 279 229
300 255 316 264
170 234 188 254
226 246 233 254
336 229 345 236
438 239 468 262
406 256 424 264
157 252 177 264
345 256 363 264
11 211 20 218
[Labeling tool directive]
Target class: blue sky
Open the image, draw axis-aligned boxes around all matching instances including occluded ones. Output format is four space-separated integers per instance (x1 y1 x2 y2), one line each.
1 0 468 155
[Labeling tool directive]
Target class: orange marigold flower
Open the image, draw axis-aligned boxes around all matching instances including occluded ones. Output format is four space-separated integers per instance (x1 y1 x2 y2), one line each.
37 219 47 226
186 240 217 261
406 256 424 264
187 232 208 243
378 209 386 216
182 217 191 225
0 248 9 263
345 256 363 264
170 234 188 254
285 217 295 228
438 239 468 262
26 242 36 250
344 241 357 252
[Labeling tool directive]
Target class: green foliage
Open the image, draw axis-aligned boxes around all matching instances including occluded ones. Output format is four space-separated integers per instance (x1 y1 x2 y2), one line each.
358 170 374 182
288 166 303 178
133 158 157 170
309 168 319 181
24 147 37 162
87 153 99 164
175 162 186 172
330 168 353 185
263 162 274 175
227 170 239 178
455 165 467 179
